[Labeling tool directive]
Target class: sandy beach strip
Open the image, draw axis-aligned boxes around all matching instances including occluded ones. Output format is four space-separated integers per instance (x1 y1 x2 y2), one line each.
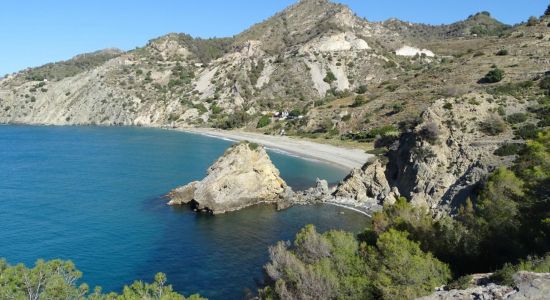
179 128 372 171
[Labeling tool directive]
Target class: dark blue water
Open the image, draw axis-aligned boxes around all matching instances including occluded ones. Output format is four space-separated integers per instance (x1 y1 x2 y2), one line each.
0 125 369 299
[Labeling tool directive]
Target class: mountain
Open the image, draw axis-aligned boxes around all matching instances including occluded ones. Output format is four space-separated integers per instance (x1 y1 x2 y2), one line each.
0 1 547 146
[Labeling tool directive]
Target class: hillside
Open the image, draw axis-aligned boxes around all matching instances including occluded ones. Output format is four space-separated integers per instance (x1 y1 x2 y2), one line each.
0 1 548 181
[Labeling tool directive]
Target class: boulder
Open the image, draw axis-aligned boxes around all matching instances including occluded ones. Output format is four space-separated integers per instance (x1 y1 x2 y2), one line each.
167 142 288 214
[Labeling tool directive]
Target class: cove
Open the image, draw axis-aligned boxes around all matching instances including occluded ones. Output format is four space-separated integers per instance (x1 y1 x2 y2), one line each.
0 125 370 299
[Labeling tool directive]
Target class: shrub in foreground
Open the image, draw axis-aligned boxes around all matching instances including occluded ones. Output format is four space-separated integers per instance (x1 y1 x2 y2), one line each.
0 259 204 300
260 224 450 300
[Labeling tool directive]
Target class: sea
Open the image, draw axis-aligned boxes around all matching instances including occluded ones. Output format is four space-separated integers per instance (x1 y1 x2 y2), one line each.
0 125 370 299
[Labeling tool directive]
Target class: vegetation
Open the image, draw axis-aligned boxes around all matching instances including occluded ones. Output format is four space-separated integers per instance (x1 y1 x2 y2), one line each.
480 114 507 135
214 110 250 129
526 16 539 26
257 115 272 128
23 50 121 82
323 71 337 84
342 125 400 143
366 129 550 277
506 113 528 124
260 225 450 300
419 122 441 144
0 259 204 299
494 143 524 156
489 81 533 97
496 49 509 56
481 68 504 83
540 76 550 95
356 85 368 94
349 95 367 108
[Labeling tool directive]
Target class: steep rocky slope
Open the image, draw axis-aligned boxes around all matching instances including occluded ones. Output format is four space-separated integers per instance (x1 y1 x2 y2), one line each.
1 0 525 129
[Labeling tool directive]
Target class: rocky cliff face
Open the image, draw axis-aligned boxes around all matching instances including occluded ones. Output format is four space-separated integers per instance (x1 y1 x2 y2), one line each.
386 96 520 212
167 142 288 214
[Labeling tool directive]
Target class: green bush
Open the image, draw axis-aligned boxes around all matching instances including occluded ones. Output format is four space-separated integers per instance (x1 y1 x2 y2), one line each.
489 80 533 97
323 71 337 83
350 95 367 107
443 102 453 110
256 115 271 128
494 143 524 156
260 225 450 300
480 114 507 135
526 16 539 26
507 113 528 124
214 110 250 129
540 76 550 94
192 103 207 114
482 68 504 83
515 123 540 139
496 49 509 56
356 85 368 94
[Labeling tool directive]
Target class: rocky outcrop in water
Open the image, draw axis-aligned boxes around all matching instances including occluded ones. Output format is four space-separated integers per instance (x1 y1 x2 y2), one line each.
418 272 550 300
167 142 288 214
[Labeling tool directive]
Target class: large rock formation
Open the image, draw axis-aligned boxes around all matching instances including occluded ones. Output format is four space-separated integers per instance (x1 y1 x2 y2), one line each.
167 142 288 214
332 159 399 209
418 272 550 300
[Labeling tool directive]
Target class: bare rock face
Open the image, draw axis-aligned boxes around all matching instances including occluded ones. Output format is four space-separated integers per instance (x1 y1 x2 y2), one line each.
418 272 550 300
167 142 288 214
332 159 398 209
386 97 519 212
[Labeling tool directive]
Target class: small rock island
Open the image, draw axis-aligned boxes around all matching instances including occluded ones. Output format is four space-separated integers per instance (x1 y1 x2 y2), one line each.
167 141 289 214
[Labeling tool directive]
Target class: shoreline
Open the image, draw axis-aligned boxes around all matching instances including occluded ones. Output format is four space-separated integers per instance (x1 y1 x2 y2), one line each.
1 122 372 171
178 127 372 171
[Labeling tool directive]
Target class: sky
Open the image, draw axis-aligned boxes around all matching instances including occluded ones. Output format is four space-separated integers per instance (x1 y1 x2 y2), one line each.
0 0 547 76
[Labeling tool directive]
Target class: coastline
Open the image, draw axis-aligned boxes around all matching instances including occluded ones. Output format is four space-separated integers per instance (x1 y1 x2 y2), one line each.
0 122 372 171
178 127 372 171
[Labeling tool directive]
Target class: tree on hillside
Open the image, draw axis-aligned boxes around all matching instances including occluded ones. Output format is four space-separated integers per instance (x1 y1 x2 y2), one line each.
545 5 550 16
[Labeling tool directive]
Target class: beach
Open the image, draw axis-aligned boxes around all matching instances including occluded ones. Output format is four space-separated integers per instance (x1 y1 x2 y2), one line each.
179 128 373 171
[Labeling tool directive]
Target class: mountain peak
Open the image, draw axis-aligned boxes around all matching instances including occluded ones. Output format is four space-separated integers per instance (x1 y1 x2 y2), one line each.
235 0 360 52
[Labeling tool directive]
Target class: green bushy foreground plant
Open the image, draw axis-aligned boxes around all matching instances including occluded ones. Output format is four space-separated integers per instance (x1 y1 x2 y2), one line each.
481 68 504 83
0 259 205 300
259 225 450 300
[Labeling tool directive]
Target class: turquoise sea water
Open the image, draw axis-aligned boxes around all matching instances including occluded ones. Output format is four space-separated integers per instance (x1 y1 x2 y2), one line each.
0 125 369 299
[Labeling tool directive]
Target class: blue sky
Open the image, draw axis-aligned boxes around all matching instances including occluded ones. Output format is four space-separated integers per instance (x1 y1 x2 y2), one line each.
1 0 547 76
